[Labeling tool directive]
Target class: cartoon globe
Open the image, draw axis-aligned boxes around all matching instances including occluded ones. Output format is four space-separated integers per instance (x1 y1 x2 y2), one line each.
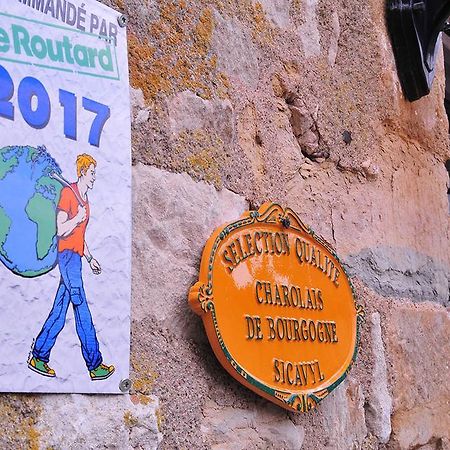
0 145 63 277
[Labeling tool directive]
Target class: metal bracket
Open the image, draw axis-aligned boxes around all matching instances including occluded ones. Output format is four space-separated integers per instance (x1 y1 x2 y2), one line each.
387 0 450 101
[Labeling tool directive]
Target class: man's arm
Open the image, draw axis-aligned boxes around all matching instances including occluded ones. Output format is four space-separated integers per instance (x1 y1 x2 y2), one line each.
56 207 86 238
84 241 101 275
84 241 93 262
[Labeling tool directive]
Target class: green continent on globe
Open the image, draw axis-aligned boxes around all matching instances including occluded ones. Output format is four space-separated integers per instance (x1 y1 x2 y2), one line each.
36 176 63 197
26 193 56 260
26 146 38 162
0 155 19 180
0 145 63 277
26 177 63 260
0 205 11 262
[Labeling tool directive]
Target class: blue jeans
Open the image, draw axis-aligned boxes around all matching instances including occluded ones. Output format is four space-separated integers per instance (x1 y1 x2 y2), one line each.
33 250 102 371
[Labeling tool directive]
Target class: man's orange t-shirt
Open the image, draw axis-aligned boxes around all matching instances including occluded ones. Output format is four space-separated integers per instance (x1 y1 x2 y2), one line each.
57 183 90 256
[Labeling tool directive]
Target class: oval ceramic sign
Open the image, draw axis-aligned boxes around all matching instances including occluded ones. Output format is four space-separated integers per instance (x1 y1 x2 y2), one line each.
189 203 364 412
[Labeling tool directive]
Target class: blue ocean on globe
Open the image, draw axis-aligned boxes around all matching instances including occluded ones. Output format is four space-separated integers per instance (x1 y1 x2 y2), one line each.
0 145 63 277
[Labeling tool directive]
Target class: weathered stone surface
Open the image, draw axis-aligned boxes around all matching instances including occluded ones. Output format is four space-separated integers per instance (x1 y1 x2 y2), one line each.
287 98 329 161
167 90 234 146
386 302 450 449
132 163 247 327
366 312 392 444
256 0 291 29
236 103 268 183
125 0 449 207
318 377 368 449
107 0 450 447
130 87 151 125
0 395 40 449
289 103 315 138
344 247 449 305
132 164 253 448
201 399 304 449
294 375 368 449
130 86 145 111
211 10 260 90
282 139 449 306
36 394 162 450
328 11 340 67
298 0 321 58
416 439 450 450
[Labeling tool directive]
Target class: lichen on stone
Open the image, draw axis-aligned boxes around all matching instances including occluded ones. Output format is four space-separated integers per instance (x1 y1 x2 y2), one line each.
123 410 139 428
0 396 41 449
176 129 226 187
128 1 229 103
251 2 274 44
155 407 165 432
131 359 159 397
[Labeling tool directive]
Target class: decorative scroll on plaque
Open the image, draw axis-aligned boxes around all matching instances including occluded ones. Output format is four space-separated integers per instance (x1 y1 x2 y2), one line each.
189 203 364 412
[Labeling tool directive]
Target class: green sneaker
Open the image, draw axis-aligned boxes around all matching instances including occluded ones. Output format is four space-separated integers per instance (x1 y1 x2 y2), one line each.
28 357 56 378
90 363 115 381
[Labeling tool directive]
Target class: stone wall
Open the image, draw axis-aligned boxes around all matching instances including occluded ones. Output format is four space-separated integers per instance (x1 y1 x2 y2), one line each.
1 0 449 449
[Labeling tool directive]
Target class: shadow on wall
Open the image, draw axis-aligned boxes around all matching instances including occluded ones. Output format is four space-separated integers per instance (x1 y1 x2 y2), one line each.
343 246 449 306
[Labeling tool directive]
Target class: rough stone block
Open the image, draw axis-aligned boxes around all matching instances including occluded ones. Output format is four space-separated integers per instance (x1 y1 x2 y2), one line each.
317 376 368 449
36 394 162 449
167 90 234 146
366 312 392 444
132 164 248 328
298 0 321 58
201 399 305 449
212 10 260 90
387 302 450 449
256 0 291 29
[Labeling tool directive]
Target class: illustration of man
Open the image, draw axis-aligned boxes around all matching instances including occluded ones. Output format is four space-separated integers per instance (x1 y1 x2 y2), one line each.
28 154 114 381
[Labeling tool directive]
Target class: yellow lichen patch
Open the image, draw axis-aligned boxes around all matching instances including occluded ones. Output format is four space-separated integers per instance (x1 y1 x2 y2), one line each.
194 9 214 56
175 129 225 187
217 72 231 99
27 420 40 450
187 149 222 185
127 1 229 103
155 407 165 432
271 73 285 97
138 394 155 406
124 410 139 428
207 0 275 46
251 2 274 44
132 373 158 396
128 33 170 103
114 0 124 11
0 396 41 449
131 360 158 396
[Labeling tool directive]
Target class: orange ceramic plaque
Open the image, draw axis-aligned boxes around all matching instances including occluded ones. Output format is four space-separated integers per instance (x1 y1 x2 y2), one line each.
189 203 364 413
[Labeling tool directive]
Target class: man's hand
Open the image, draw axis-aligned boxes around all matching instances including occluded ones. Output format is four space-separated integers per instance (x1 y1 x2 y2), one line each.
90 258 101 275
76 206 87 224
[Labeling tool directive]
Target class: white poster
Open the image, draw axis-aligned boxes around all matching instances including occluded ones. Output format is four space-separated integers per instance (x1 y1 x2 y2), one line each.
0 0 131 393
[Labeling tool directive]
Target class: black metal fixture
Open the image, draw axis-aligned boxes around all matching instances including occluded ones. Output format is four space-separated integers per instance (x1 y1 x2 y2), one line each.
387 0 450 101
